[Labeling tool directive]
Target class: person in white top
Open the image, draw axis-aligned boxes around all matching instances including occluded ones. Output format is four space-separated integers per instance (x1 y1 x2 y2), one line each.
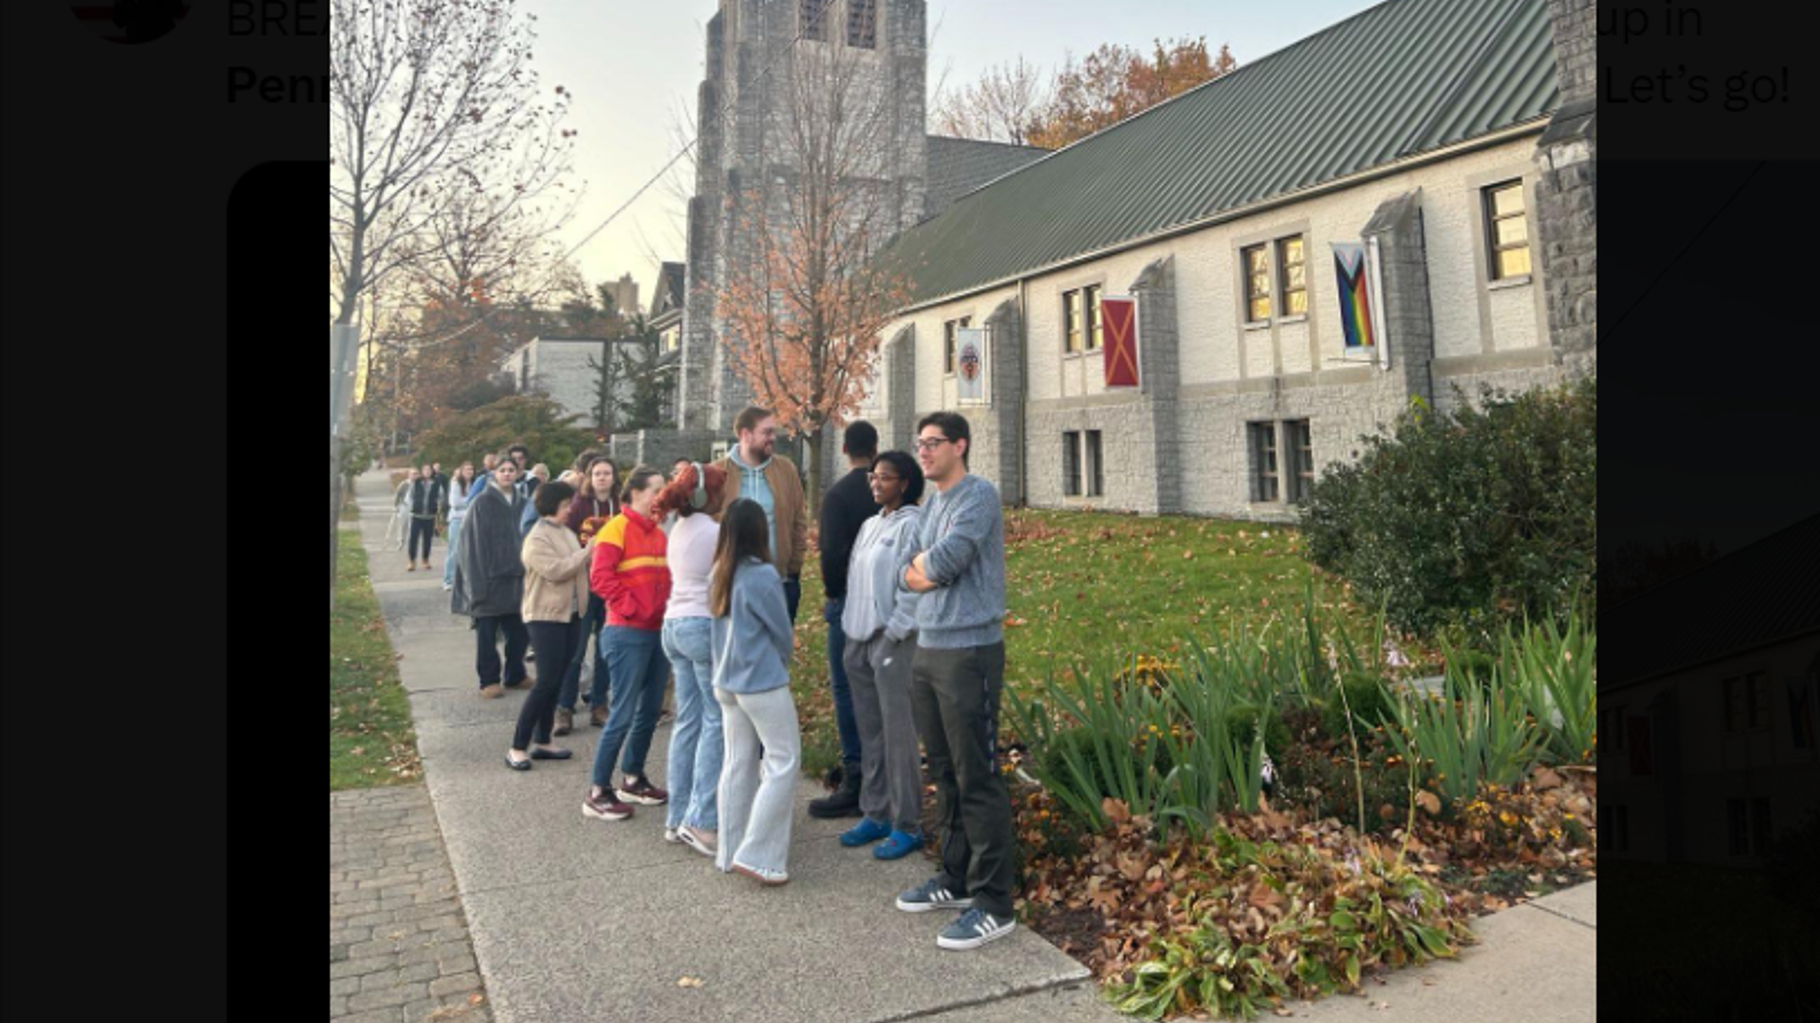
651 461 730 858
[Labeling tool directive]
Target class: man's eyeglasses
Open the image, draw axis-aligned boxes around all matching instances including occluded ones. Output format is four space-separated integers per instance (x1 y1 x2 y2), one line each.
914 437 952 452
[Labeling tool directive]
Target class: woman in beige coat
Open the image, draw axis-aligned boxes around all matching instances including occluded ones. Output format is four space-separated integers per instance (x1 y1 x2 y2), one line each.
506 480 595 770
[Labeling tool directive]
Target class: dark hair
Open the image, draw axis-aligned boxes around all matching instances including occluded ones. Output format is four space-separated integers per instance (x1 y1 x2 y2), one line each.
534 480 576 518
507 444 530 459
709 498 772 618
842 420 879 460
621 464 664 504
734 406 773 435
571 448 603 474
494 448 522 469
916 411 971 467
872 451 925 505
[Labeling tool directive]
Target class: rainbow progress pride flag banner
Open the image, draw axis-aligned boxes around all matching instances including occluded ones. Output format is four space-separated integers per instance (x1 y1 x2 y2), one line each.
1331 242 1377 350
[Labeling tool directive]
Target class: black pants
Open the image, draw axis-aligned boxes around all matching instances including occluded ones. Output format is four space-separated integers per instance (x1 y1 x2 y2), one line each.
909 641 1014 918
783 574 801 623
475 614 530 688
408 517 436 561
515 616 585 750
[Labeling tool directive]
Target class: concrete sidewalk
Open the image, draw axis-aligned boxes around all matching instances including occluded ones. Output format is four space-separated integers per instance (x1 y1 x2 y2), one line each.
348 467 1593 1023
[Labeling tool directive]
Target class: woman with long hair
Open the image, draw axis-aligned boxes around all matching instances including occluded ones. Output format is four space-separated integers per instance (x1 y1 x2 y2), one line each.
709 498 800 885
651 462 729 856
557 455 621 734
504 481 594 770
442 462 479 591
581 466 673 822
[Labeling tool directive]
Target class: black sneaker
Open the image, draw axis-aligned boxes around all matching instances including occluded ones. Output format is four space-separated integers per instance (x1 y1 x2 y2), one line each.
937 907 1017 950
808 770 863 818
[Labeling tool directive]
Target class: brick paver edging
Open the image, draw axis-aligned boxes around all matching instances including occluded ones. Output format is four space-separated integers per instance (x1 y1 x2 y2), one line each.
331 785 491 1023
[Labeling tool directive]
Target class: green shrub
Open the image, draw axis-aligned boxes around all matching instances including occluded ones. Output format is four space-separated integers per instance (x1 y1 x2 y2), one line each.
1320 671 1396 742
1037 722 1176 820
413 394 600 477
1225 702 1292 757
1298 377 1596 637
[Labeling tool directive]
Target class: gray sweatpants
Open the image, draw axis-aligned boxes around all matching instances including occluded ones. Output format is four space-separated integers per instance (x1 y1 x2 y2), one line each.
909 641 1014 919
843 631 924 834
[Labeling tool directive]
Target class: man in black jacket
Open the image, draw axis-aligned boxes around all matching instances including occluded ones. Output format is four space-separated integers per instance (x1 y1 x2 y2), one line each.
810 421 881 818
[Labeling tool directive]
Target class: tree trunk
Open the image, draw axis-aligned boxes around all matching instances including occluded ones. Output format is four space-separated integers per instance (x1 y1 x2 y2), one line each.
804 430 823 521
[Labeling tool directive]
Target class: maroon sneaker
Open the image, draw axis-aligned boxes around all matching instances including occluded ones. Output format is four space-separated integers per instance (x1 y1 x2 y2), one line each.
582 790 633 821
615 775 669 806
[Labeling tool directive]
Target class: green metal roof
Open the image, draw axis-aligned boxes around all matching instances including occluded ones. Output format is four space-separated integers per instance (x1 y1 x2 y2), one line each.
883 0 1560 305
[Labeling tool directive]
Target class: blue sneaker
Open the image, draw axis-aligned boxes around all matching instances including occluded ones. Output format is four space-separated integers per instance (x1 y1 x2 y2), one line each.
873 829 923 860
895 877 972 913
839 817 892 847
937 907 1017 951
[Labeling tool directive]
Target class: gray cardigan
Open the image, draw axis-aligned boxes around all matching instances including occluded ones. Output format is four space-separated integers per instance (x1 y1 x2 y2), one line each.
841 504 922 643
711 558 794 695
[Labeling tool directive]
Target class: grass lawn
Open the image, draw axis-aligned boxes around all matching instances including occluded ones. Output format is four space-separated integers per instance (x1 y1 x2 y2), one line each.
330 529 423 790
1597 857 1819 1022
788 506 1416 777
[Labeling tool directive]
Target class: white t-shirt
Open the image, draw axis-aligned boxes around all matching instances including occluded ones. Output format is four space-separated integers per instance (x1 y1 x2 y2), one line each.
664 512 720 620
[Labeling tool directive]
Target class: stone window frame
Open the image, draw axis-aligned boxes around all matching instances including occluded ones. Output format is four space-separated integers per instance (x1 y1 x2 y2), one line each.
1247 421 1281 504
800 0 828 42
1284 418 1314 504
845 0 878 49
1276 235 1309 319
1231 220 1313 381
1722 669 1773 733
1482 178 1533 283
1054 272 1109 361
1062 430 1081 497
1240 243 1273 326
1085 429 1104 497
1464 164 1548 355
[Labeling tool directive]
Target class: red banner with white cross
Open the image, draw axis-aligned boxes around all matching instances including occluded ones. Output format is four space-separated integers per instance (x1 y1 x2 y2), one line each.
1101 297 1139 388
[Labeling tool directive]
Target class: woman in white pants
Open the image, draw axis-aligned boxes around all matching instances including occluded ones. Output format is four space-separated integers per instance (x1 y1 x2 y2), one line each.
709 498 800 886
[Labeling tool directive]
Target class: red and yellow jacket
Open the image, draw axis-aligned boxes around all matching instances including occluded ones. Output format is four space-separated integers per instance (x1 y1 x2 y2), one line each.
590 507 671 631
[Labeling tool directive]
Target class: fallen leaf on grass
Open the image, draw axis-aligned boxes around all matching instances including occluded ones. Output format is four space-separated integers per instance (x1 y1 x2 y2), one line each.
677 977 705 988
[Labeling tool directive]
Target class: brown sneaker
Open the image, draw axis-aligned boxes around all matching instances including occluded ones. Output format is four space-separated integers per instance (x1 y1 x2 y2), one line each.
589 704 608 728
553 709 573 736
505 676 534 691
581 790 633 821
407 563 416 572
479 684 504 699
615 775 669 806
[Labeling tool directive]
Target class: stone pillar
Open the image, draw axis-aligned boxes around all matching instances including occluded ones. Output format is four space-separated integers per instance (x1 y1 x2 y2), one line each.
1130 257 1182 515
883 325 916 453
1361 189 1436 408
983 298 1024 505
1536 0 1597 380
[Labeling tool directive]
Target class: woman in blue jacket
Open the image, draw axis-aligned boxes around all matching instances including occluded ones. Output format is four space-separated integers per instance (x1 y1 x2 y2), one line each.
709 499 800 886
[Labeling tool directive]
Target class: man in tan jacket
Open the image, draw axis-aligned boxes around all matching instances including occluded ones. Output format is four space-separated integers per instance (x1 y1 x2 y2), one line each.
711 405 809 622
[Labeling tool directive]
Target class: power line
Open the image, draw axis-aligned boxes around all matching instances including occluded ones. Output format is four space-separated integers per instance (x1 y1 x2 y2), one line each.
387 0 845 353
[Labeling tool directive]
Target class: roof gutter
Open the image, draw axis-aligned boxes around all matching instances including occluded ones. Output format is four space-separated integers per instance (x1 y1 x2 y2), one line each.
891 118 1550 317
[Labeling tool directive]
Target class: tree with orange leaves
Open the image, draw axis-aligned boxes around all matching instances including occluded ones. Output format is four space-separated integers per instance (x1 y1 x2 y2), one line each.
713 33 916 513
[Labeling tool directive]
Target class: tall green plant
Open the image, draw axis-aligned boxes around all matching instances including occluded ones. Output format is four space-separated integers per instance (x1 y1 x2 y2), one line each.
1383 648 1546 810
1004 654 1173 832
1502 608 1597 764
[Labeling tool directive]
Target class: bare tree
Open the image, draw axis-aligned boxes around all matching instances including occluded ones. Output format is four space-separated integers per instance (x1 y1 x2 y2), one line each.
931 54 1048 145
715 33 914 513
330 0 572 599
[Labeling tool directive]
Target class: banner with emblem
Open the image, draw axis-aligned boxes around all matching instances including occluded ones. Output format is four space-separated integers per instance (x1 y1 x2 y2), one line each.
1101 296 1139 388
956 326 988 405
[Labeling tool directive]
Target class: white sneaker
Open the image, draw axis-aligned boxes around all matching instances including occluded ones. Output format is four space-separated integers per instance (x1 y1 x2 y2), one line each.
663 827 681 843
679 826 718 858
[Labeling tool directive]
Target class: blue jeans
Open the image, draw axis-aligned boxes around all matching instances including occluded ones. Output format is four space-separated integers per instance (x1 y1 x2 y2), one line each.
441 518 462 588
823 599 862 770
558 593 608 712
662 617 721 831
591 626 670 787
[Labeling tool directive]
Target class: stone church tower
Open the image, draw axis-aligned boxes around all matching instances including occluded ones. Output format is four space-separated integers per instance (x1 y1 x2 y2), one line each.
678 0 930 438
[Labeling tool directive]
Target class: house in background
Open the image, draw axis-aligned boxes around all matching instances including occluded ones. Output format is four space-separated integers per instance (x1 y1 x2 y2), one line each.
1600 513 1820 866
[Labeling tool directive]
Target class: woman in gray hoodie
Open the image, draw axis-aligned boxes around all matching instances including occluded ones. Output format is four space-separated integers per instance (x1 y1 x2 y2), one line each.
836 451 927 859
709 498 800 886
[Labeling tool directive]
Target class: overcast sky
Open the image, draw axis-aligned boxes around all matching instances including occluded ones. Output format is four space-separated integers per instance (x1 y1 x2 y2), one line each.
523 0 1377 305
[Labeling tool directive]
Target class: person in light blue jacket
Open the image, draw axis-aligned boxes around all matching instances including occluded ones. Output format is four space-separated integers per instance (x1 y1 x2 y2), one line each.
836 451 927 860
709 498 800 886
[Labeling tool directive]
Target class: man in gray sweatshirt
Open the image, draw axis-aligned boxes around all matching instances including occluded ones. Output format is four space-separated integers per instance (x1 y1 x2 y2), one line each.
894 412 1017 952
